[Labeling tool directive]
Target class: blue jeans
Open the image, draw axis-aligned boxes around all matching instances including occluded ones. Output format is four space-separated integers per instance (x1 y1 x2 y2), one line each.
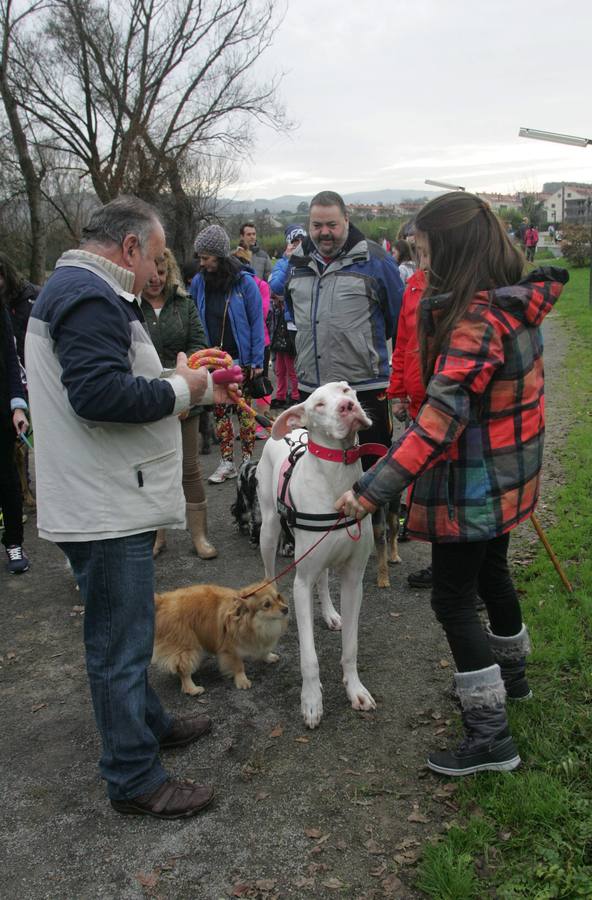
58 532 172 800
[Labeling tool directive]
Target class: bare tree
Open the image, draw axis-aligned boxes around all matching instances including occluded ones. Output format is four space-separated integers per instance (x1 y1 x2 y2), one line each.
0 0 48 280
8 0 288 260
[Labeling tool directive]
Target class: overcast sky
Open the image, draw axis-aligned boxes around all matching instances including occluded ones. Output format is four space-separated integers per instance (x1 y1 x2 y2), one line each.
233 0 592 199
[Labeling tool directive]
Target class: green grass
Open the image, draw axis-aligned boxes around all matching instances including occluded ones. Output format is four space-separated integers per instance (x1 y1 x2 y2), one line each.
416 260 592 899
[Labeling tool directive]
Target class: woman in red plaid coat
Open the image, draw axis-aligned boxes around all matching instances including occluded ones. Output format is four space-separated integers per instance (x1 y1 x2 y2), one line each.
336 192 568 777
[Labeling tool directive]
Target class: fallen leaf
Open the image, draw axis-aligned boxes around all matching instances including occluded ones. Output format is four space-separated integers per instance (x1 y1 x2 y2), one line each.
255 791 270 802
343 769 361 776
369 863 387 877
72 605 85 613
316 834 330 845
439 659 450 668
7 652 16 660
293 877 315 889
498 830 512 841
135 871 159 889
269 724 283 738
431 711 443 720
408 806 430 824
294 736 309 744
334 839 347 851
255 878 276 891
382 873 403 894
364 838 385 855
395 837 421 850
389 612 401 618
434 726 447 735
322 877 344 890
309 845 324 855
304 827 323 839
394 849 420 865
231 884 251 897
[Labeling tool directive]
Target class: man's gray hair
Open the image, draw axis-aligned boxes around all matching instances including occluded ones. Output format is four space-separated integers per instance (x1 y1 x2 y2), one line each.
81 195 161 250
309 191 348 217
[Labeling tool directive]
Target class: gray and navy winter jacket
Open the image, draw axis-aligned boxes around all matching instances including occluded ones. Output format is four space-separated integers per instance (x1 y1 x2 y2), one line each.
285 226 404 392
25 250 199 542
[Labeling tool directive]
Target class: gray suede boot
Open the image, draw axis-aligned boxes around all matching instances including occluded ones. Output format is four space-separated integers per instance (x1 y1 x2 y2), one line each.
486 624 532 700
428 664 521 776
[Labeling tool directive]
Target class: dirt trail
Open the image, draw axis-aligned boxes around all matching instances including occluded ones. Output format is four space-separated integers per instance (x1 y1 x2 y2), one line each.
0 311 570 900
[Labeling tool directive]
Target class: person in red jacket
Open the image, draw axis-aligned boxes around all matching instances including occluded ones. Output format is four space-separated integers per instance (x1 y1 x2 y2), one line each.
336 191 568 777
387 268 433 586
524 225 539 262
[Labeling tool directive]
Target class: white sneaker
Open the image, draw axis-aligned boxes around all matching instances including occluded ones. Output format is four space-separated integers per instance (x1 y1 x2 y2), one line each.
208 461 238 484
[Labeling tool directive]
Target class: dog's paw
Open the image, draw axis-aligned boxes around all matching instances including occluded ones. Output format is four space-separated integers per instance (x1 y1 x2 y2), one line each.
265 652 280 664
345 679 376 712
376 573 391 588
234 673 252 690
183 683 205 696
388 552 402 565
301 689 323 729
323 609 342 631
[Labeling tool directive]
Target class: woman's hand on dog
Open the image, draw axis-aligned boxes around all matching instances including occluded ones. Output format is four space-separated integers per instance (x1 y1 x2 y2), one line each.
335 490 372 520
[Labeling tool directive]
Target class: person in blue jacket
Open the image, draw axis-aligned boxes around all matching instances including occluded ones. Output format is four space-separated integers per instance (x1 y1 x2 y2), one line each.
190 224 265 483
269 223 307 296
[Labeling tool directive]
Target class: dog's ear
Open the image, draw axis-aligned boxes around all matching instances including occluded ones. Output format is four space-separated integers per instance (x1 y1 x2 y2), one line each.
271 403 307 439
233 597 249 618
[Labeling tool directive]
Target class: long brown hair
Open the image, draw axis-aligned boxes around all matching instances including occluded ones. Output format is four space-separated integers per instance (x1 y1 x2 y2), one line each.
416 192 524 383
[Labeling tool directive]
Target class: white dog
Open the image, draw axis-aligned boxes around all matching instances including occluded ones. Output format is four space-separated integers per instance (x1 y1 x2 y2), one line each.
256 382 376 728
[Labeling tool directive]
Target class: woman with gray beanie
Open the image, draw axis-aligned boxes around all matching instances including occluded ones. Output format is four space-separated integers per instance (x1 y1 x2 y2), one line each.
189 225 265 483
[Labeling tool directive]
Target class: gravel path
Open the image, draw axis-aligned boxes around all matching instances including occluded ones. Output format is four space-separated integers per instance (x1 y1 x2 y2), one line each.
0 310 570 900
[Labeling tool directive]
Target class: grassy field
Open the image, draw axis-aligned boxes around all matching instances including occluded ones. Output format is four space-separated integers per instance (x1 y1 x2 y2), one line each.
416 261 592 899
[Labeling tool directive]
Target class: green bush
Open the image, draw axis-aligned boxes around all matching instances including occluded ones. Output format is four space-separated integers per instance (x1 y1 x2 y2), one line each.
560 226 591 267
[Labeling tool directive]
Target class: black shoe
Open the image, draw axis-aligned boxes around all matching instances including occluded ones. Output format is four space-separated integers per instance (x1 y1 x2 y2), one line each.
270 398 286 409
427 732 521 776
6 545 30 574
407 565 432 588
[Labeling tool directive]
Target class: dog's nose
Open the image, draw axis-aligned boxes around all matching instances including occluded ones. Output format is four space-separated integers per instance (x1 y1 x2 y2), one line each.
339 400 355 414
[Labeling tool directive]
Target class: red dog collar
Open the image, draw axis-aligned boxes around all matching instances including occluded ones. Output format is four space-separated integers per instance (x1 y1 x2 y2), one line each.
307 439 388 465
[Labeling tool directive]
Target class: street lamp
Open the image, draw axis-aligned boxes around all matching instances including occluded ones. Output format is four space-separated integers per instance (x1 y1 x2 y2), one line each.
518 127 591 148
425 179 466 191
519 126 592 305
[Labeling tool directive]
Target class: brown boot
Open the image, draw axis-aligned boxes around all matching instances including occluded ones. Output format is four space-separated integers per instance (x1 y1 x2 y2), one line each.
153 528 167 558
186 501 218 559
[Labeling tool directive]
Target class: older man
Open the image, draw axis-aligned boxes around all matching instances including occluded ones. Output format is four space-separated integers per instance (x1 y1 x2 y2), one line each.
26 196 240 819
285 190 403 449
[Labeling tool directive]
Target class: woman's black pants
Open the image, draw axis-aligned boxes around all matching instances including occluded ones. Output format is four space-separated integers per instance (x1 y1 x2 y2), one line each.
431 533 523 672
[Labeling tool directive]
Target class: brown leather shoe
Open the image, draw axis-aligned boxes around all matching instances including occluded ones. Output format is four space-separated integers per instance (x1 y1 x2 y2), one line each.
160 715 212 750
111 779 214 819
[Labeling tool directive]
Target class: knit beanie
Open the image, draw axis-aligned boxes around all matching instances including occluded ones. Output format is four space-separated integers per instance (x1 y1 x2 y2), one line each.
194 224 231 258
285 224 307 243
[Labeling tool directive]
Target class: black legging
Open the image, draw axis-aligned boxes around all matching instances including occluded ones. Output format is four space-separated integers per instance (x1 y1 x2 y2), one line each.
0 424 24 548
431 533 523 672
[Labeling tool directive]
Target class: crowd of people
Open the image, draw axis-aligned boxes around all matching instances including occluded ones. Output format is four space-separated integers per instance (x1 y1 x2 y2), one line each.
1 189 567 817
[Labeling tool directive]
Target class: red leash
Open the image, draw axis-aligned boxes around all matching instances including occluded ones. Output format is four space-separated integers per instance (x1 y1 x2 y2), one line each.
240 512 362 599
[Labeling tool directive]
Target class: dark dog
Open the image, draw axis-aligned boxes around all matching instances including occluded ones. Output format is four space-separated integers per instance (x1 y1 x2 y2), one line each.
231 460 294 556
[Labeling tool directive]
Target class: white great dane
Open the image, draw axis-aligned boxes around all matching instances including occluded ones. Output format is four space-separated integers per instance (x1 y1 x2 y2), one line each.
256 382 376 728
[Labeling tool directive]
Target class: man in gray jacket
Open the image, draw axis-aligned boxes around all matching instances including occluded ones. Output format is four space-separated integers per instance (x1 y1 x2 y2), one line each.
285 190 403 449
26 197 240 819
239 221 272 280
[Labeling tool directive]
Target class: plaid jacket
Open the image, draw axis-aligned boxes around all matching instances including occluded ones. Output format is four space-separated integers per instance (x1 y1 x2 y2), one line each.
355 267 569 542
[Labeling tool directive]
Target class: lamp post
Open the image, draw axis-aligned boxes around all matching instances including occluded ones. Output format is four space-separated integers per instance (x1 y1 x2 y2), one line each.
425 179 466 191
518 126 592 305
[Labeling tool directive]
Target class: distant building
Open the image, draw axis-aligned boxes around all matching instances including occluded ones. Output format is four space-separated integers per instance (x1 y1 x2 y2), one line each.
476 192 521 214
540 183 592 225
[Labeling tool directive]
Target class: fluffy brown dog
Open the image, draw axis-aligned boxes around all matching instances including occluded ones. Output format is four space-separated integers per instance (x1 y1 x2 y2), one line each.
153 581 289 695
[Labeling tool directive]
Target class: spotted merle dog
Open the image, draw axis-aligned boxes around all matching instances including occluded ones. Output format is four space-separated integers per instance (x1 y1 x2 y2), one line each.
231 460 294 556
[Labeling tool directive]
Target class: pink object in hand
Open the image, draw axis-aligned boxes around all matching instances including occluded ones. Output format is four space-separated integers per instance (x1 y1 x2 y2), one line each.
212 365 244 385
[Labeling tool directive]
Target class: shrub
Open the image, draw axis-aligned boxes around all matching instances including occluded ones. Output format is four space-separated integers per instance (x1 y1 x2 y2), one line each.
560 226 591 267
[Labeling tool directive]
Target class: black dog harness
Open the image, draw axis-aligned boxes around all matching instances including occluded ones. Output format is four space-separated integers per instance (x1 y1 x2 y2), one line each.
276 434 388 532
